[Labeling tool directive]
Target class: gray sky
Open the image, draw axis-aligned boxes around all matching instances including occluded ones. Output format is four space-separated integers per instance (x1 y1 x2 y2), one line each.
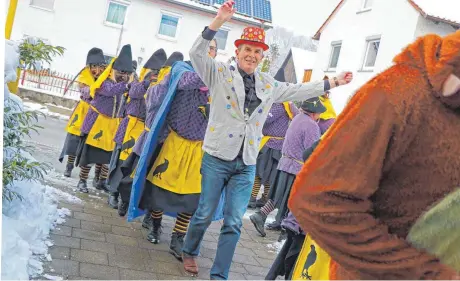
270 0 341 37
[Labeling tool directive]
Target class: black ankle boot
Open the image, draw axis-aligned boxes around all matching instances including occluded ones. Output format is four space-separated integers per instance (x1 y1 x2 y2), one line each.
96 179 109 192
108 192 119 209
64 163 73 178
78 179 88 193
256 196 267 208
142 214 152 229
247 197 257 209
266 221 282 231
169 232 185 260
92 176 99 188
249 211 267 237
117 200 128 217
147 218 162 244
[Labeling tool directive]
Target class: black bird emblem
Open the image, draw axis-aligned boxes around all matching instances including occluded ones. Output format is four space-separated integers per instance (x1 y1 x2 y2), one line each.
69 114 79 127
301 244 317 280
93 130 103 141
121 136 136 154
152 158 169 180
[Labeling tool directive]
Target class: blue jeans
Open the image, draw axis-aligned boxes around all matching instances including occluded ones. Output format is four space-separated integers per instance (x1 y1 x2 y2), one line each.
183 153 256 280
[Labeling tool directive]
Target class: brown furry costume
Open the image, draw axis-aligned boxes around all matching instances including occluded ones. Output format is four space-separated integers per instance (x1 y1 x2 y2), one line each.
289 31 460 280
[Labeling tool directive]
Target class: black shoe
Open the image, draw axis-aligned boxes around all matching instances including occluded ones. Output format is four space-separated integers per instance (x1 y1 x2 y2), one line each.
266 221 282 231
108 192 119 209
249 211 267 237
247 197 257 209
92 176 99 188
278 229 287 242
118 200 128 217
64 163 73 178
255 197 267 208
78 179 88 193
147 218 162 244
96 179 109 192
169 232 185 260
142 214 152 229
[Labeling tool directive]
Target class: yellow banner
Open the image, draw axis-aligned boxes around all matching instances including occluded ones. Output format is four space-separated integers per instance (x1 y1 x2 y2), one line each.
85 112 120 152
119 116 144 161
292 235 332 280
147 130 203 194
66 101 90 136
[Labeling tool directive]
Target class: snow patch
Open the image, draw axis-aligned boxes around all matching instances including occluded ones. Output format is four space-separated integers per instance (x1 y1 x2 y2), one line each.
2 180 74 279
267 240 286 254
23 101 70 121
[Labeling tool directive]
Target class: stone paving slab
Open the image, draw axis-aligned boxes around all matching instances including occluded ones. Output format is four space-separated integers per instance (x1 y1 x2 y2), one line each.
45 193 281 280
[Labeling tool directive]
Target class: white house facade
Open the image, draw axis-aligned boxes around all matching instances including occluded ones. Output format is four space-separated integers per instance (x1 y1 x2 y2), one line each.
10 0 272 74
311 0 459 113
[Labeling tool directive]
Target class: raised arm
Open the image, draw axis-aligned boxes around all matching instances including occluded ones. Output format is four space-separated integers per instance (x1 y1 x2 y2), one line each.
128 81 148 99
289 88 455 279
273 72 353 103
97 80 127 97
189 1 235 87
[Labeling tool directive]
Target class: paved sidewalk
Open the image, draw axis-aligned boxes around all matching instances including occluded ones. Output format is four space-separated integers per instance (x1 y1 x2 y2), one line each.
43 195 282 280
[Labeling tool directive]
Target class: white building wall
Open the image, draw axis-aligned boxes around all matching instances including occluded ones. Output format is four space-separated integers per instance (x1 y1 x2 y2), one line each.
414 16 457 38
312 0 420 113
11 0 248 74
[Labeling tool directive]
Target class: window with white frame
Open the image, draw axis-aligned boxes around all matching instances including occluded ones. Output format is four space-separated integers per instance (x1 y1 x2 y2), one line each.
215 29 229 50
158 13 180 38
328 42 342 70
30 0 55 10
362 38 380 70
362 0 374 10
105 1 129 26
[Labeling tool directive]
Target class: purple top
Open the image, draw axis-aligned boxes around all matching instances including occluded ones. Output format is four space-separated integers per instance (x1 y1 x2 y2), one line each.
281 211 304 235
277 113 321 175
79 86 92 103
318 118 335 135
113 81 148 145
263 103 299 150
90 80 127 117
132 75 171 156
80 80 127 135
166 71 208 141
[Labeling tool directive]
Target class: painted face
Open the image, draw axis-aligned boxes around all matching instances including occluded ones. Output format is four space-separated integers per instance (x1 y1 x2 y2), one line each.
235 44 264 74
115 71 130 83
89 64 107 79
209 40 218 59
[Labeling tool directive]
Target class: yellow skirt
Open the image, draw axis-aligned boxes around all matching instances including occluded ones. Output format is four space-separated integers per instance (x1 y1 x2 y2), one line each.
119 116 145 161
66 101 90 136
291 235 334 280
85 113 120 152
146 130 203 195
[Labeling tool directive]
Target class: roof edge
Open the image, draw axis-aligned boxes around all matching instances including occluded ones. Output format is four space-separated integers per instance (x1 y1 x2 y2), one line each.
313 0 346 40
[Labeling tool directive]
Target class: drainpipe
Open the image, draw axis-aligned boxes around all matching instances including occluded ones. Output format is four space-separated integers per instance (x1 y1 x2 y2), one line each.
6 0 21 94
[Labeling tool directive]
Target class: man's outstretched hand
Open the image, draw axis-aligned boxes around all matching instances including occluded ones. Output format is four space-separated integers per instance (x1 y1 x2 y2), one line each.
337 71 353 86
210 0 236 31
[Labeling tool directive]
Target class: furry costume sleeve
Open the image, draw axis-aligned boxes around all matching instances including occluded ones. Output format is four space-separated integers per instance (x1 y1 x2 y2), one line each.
289 33 460 279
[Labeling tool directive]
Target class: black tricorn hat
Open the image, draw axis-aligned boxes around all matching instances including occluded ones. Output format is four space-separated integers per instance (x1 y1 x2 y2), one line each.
132 60 138 71
86 48 105 65
274 68 286 82
164 52 184 67
301 97 327 114
144 49 167 70
113 44 133 72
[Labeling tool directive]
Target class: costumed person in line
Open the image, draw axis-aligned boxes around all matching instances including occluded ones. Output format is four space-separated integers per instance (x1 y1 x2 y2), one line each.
247 68 299 227
59 48 107 178
180 1 353 278
75 44 133 193
318 87 337 134
289 31 460 280
132 60 139 81
117 52 182 222
107 49 167 209
249 97 325 238
139 41 223 259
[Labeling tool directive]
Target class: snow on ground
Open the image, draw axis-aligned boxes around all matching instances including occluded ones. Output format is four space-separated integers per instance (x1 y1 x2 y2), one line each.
23 101 70 121
2 176 81 279
267 240 286 254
